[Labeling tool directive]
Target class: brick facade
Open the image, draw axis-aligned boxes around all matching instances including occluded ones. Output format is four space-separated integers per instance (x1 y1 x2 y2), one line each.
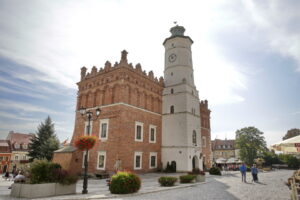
200 100 212 168
53 50 212 174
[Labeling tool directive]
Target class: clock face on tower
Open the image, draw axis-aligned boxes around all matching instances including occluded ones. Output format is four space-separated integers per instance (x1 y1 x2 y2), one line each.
168 53 177 63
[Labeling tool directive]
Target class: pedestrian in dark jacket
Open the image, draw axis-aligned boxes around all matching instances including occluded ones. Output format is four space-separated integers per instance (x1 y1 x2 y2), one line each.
239 163 247 182
251 164 258 182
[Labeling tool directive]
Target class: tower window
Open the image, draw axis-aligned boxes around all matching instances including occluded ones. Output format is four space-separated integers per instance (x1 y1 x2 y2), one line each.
171 72 173 76
193 130 197 146
171 88 174 94
170 106 174 114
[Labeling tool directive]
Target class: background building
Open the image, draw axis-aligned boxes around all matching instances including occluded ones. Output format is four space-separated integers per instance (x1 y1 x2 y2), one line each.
0 140 11 173
6 131 33 172
212 139 236 163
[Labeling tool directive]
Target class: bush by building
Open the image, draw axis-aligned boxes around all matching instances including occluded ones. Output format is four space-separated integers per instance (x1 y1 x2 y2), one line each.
209 167 221 175
29 160 77 185
164 161 176 173
158 176 178 186
179 175 196 183
109 171 141 194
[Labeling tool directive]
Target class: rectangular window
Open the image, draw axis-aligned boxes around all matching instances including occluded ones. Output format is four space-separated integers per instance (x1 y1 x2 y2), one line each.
0 157 2 161
137 126 141 139
149 125 156 143
202 136 206 147
135 122 143 142
99 119 109 140
15 156 18 160
97 151 106 170
149 152 157 169
82 151 89 168
84 121 93 135
134 152 143 170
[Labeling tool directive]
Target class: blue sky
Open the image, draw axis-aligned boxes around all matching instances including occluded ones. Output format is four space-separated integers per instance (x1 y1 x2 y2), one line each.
0 0 299 146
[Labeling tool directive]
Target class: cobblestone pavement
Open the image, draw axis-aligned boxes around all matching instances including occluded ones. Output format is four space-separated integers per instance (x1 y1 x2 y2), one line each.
0 170 292 200
117 170 291 200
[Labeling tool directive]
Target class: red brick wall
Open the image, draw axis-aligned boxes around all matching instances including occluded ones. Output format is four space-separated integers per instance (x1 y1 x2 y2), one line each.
71 104 162 174
68 54 163 174
200 100 212 168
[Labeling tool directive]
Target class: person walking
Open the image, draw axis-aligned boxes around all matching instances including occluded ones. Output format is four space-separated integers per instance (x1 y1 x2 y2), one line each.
239 163 247 182
251 164 258 182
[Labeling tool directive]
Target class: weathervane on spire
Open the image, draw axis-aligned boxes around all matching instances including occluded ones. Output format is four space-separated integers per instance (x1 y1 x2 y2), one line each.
174 21 178 26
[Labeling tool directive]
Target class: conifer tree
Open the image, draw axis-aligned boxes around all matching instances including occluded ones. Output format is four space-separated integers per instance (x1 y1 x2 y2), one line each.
28 116 59 161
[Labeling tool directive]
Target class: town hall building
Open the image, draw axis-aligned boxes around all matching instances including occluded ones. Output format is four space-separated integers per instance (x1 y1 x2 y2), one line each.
53 25 212 174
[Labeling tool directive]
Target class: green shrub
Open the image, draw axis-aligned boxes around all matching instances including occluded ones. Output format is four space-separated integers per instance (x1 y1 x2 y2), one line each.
109 171 141 194
29 160 78 185
179 175 196 183
158 176 178 186
209 167 221 175
30 160 61 184
164 161 176 173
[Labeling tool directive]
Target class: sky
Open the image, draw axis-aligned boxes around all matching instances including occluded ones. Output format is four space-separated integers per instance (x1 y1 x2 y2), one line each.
0 0 299 147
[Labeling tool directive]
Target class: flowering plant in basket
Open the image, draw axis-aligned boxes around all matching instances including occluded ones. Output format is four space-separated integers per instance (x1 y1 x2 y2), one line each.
75 135 97 151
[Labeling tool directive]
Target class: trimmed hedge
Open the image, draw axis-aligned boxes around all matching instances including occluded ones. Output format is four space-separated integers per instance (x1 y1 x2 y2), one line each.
158 176 178 186
179 175 196 183
209 167 222 175
109 171 141 194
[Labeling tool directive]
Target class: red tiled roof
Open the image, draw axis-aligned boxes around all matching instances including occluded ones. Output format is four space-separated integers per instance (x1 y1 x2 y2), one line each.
6 132 34 151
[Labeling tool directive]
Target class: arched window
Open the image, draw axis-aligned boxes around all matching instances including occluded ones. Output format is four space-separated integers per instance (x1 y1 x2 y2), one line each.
170 105 174 114
192 130 197 146
171 88 174 94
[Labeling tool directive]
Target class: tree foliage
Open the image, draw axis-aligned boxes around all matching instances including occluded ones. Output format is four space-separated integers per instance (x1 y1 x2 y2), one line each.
28 116 59 161
235 126 267 165
282 128 300 140
262 151 282 166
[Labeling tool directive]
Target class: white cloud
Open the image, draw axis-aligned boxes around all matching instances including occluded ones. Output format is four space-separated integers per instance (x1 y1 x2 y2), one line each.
0 85 48 99
0 99 61 115
0 0 249 105
239 0 300 71
0 111 38 122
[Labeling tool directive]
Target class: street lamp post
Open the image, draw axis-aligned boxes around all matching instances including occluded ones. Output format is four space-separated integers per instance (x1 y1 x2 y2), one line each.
79 107 101 194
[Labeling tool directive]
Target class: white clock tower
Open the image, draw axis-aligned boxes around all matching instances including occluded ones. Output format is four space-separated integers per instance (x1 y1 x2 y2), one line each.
162 25 203 171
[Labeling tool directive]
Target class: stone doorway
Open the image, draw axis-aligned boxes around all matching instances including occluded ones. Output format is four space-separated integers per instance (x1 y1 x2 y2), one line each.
192 156 199 169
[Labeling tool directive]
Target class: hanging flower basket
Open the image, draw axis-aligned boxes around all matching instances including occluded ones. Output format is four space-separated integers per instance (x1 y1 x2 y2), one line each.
75 135 97 151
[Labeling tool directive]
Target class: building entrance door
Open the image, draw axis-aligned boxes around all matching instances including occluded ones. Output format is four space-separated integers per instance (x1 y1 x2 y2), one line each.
192 156 199 169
